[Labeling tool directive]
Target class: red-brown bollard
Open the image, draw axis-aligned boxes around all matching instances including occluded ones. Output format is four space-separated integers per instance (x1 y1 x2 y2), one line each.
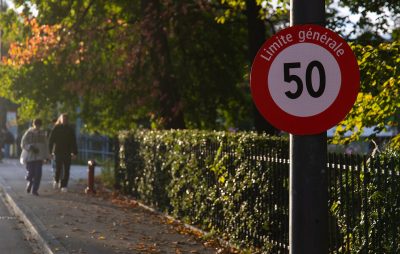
85 160 96 194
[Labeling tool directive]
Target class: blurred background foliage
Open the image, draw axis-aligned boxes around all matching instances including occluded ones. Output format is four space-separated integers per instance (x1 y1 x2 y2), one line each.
0 0 398 149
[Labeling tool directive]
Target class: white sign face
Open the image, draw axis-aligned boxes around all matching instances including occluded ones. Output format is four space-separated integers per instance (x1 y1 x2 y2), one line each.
268 43 341 117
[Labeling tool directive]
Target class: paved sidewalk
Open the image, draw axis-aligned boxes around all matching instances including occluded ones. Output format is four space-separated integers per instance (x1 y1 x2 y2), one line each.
0 188 35 253
0 159 225 254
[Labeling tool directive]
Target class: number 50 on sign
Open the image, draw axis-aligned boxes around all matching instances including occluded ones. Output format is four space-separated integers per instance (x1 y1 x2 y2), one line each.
250 24 359 135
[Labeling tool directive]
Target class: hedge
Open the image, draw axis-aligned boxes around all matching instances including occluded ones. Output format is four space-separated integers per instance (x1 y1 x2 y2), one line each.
115 129 400 253
116 129 288 252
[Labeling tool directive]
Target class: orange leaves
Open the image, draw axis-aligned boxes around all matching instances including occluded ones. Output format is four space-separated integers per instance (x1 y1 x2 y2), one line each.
134 242 160 253
4 18 61 67
110 192 139 209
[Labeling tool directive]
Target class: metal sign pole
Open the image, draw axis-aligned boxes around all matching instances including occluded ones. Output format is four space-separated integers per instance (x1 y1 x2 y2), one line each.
289 0 328 253
290 134 328 253
0 0 2 59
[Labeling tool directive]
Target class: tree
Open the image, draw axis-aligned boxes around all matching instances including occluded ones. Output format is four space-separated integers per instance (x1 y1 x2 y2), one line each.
331 42 400 145
245 0 278 134
3 0 398 141
1 1 251 134
212 0 289 134
326 0 400 148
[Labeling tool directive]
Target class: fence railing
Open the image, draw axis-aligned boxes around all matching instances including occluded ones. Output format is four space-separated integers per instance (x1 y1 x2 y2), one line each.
328 154 400 253
77 135 115 163
116 130 400 253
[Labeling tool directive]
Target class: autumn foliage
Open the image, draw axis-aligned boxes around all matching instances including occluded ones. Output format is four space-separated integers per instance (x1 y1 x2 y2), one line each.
4 18 61 66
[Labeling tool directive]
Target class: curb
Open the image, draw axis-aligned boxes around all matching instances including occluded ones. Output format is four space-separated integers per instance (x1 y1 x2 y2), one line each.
0 178 69 254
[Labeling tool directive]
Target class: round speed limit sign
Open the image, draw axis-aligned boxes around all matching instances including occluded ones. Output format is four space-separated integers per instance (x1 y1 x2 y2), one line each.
251 24 359 135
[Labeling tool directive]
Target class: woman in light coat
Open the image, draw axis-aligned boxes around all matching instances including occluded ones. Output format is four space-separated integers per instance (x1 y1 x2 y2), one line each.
21 119 50 196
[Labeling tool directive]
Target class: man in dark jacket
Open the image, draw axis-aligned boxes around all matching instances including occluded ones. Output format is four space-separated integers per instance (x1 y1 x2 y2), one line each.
48 113 78 192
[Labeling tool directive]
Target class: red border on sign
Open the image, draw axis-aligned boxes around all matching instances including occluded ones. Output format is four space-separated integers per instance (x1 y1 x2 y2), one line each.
250 24 360 135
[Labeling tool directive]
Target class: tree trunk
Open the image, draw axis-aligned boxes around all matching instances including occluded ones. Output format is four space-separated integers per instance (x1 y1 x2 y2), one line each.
141 0 185 129
245 0 278 135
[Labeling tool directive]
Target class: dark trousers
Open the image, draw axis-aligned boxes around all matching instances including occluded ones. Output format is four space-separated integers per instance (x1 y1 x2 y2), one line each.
54 154 71 188
26 160 43 194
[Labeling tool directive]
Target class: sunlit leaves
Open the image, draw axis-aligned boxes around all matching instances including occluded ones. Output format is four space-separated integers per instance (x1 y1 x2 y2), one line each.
2 18 60 67
332 42 400 145
3 18 61 66
212 0 289 25
0 13 79 123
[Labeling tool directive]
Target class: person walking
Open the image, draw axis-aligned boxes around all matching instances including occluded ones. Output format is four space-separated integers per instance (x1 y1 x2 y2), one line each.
20 119 50 196
47 118 58 180
48 113 78 193
2 127 15 158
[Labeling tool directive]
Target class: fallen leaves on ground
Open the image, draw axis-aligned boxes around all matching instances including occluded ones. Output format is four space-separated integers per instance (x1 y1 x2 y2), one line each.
134 242 160 253
110 194 138 209
79 184 241 253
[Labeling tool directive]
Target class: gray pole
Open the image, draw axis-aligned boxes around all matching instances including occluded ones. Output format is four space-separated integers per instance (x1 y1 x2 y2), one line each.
289 1 328 254
0 0 2 60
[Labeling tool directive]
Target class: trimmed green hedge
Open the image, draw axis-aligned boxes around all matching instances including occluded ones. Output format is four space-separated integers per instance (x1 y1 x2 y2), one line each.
115 129 400 253
116 129 289 252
